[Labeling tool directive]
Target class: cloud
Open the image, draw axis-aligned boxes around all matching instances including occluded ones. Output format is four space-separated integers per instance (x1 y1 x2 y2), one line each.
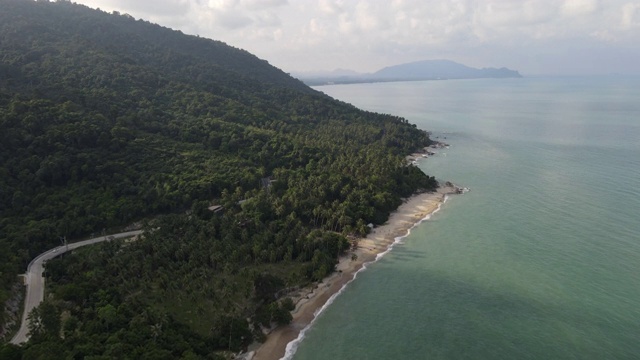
318 0 345 15
561 0 598 17
72 0 640 75
353 2 388 32
80 0 191 17
254 11 281 27
621 3 640 29
211 12 253 29
242 0 288 11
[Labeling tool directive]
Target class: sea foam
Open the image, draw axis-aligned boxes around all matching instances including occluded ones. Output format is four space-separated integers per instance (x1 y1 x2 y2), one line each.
281 197 446 359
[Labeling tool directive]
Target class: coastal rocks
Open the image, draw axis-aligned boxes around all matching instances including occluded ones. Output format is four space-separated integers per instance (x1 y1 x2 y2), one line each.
405 145 468 195
445 181 469 194
430 141 449 149
407 143 448 163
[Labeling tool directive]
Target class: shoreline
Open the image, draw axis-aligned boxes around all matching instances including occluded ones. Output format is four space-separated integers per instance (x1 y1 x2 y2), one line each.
251 184 458 360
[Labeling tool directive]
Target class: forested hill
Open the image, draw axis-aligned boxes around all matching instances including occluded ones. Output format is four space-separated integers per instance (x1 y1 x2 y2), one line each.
0 0 312 96
0 0 437 357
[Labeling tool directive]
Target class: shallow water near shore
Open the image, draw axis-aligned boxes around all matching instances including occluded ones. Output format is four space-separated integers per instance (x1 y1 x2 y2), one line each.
291 77 640 359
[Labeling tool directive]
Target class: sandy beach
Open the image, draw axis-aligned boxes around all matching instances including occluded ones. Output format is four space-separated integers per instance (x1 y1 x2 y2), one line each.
251 184 458 360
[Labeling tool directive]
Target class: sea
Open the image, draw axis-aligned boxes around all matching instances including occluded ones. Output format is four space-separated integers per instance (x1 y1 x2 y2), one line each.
287 77 640 359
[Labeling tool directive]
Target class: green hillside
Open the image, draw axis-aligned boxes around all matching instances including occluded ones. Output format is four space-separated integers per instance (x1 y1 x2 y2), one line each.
0 0 437 357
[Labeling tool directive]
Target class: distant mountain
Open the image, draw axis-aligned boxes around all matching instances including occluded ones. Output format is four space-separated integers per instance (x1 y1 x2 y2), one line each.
373 59 521 80
298 59 522 85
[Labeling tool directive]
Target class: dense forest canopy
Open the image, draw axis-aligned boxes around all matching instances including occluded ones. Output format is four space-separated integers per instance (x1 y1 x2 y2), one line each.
0 0 437 357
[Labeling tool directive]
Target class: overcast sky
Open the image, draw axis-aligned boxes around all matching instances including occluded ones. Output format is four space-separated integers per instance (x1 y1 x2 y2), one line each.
72 0 640 76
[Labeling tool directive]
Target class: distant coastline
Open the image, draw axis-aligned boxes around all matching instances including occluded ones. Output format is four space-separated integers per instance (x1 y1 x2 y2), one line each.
249 155 461 360
296 59 522 86
303 76 521 86
303 77 450 86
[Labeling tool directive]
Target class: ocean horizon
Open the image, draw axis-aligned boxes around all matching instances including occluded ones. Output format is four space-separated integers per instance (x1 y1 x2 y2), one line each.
287 76 640 359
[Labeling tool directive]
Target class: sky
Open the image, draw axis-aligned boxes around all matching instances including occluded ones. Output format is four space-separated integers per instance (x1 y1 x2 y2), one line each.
71 0 640 76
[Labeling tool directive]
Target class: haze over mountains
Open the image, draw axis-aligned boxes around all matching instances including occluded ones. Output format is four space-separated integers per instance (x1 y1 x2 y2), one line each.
296 59 522 85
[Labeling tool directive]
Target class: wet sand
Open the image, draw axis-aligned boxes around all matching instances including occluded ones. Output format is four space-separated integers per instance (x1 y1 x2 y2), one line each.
251 185 457 360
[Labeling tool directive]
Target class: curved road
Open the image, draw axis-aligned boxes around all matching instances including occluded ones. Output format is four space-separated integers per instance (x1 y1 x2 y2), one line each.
10 230 143 345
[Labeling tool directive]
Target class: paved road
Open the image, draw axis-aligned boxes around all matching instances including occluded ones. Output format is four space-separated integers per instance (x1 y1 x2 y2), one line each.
10 230 143 345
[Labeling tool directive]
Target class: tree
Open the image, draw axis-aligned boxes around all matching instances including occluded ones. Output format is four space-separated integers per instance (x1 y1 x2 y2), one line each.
27 301 60 341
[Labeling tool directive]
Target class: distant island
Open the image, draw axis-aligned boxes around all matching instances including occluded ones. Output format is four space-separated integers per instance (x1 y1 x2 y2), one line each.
297 59 522 86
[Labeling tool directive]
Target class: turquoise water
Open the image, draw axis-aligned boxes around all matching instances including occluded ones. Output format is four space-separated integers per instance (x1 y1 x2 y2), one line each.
289 77 640 359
